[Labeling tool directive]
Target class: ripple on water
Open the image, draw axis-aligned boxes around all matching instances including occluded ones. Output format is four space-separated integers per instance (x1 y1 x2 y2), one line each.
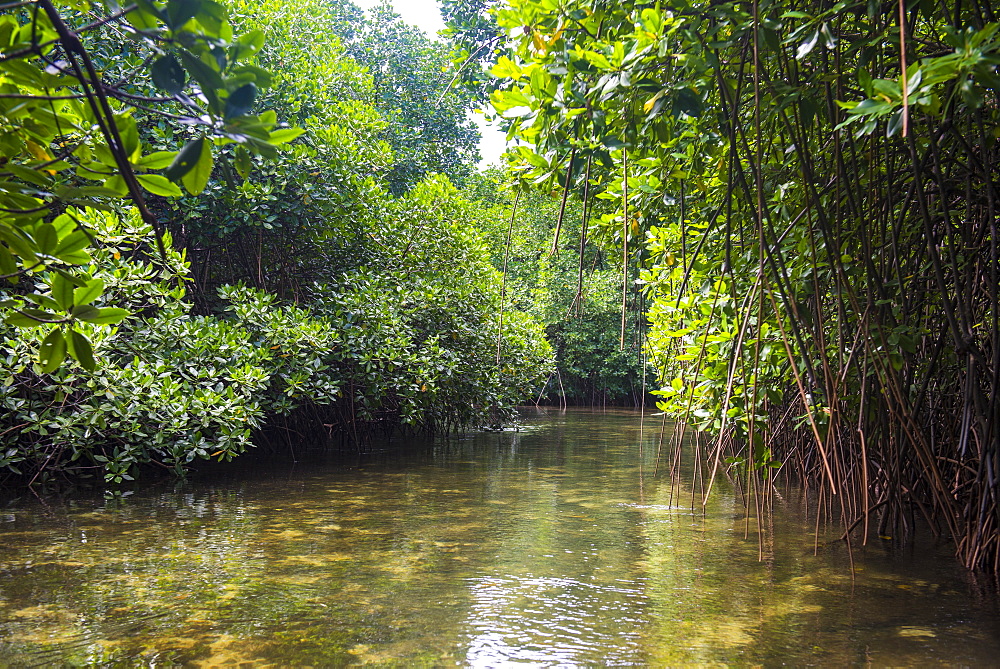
461 574 648 665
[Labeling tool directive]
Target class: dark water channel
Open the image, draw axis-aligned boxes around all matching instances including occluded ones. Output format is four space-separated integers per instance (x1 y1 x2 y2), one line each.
1 409 999 666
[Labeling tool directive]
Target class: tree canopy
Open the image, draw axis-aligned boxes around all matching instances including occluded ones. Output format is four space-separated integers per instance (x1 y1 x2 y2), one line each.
0 0 553 485
461 0 1000 571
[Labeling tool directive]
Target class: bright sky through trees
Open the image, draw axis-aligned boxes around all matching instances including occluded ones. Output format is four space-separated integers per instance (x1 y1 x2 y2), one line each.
352 0 507 166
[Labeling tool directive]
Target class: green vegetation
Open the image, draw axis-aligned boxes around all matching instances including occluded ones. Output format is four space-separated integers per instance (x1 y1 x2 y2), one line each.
0 0 553 485
463 170 647 406
469 0 1000 570
10 0 997 581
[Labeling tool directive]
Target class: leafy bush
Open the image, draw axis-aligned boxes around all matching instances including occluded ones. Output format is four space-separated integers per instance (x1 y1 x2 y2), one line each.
461 172 646 406
1 191 552 484
0 0 555 488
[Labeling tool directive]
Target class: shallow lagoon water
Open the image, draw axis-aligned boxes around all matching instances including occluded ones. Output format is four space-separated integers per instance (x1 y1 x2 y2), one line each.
0 408 998 665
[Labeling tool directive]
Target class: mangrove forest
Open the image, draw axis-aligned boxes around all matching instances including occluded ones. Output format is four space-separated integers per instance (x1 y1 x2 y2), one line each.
2 0 1000 659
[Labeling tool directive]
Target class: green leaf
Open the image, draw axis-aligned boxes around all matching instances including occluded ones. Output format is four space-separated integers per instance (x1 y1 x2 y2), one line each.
672 88 703 117
78 307 130 325
491 55 522 79
151 55 186 95
54 268 89 288
39 327 66 373
134 151 177 169
845 98 892 119
165 137 206 181
959 78 984 109
73 278 104 306
760 25 781 52
66 329 96 371
5 311 48 328
267 128 304 145
231 29 264 62
25 306 62 320
229 64 272 88
796 30 819 59
59 250 92 265
137 173 184 197
118 116 140 159
886 109 904 137
258 109 277 126
54 230 92 258
196 0 229 37
234 145 252 178
166 0 202 29
7 164 52 188
124 5 160 31
225 83 258 119
872 78 901 99
0 245 17 277
50 213 75 237
51 272 74 310
176 50 224 110
0 226 39 263
103 174 128 195
181 138 213 195
69 304 99 320
35 223 58 254
858 68 873 96
819 22 836 50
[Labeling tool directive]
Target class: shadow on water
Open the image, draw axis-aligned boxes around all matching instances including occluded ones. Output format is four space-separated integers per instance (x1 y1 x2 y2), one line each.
0 408 998 666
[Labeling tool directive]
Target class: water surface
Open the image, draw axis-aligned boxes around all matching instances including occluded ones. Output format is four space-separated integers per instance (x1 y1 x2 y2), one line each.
1 409 998 665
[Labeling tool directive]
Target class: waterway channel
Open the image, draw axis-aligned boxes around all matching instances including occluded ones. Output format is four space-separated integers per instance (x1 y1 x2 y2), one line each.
1 408 999 665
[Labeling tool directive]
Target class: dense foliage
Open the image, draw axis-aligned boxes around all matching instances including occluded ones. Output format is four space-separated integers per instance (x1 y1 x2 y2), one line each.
0 0 296 370
2 196 550 484
463 170 647 406
0 0 553 485
471 0 1000 570
342 2 482 193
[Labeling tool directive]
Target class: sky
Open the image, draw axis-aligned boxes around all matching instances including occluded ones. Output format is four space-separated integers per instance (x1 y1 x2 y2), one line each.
351 0 508 167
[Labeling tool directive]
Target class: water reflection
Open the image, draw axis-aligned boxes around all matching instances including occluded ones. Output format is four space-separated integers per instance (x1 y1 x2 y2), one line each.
0 408 998 665
463 574 646 666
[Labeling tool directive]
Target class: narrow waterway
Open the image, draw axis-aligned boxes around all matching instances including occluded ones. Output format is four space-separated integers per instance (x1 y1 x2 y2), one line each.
1 409 998 665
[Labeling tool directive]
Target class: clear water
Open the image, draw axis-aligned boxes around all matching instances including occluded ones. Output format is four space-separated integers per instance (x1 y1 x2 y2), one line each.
0 408 998 666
